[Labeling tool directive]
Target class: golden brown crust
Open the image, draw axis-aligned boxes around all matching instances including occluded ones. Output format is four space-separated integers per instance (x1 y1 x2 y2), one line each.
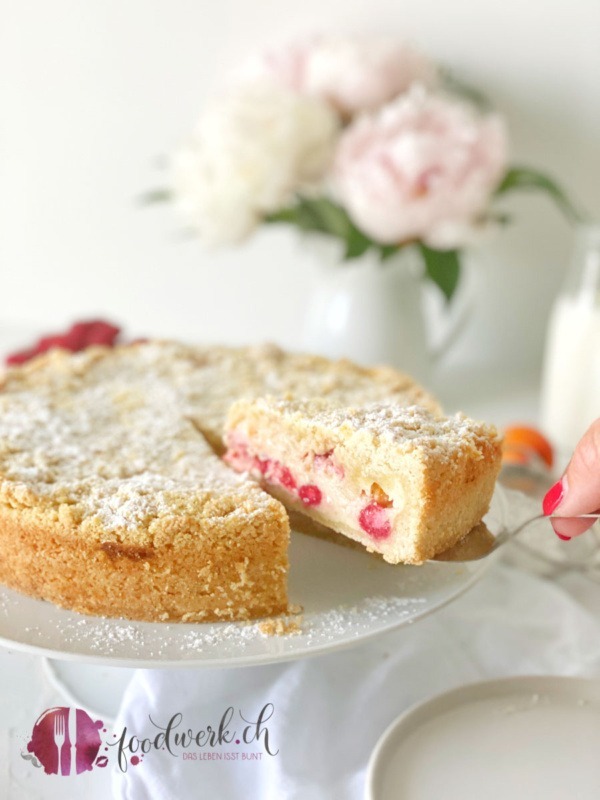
413 431 502 563
0 501 289 622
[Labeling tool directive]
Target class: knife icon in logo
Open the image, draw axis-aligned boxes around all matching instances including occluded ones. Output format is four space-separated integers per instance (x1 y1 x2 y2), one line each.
67 707 78 775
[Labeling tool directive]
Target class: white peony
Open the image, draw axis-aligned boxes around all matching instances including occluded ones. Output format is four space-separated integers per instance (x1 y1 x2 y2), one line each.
172 84 340 245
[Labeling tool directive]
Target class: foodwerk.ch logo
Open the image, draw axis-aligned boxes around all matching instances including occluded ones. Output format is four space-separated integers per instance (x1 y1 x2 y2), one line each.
22 703 278 776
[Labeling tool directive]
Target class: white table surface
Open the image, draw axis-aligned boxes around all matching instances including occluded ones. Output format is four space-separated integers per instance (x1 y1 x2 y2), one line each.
1 328 593 800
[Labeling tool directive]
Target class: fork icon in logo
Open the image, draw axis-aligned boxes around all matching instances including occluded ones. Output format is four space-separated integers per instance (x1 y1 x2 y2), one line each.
53 712 67 775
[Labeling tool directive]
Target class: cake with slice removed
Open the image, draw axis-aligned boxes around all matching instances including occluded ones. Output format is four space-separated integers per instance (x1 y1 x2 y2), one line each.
224 398 503 565
0 340 439 622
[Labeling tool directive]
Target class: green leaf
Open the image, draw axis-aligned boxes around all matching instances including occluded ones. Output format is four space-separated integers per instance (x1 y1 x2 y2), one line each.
265 206 298 226
418 244 461 302
267 197 344 236
139 188 172 204
266 196 377 259
379 244 401 261
343 227 372 260
306 197 353 239
495 167 583 223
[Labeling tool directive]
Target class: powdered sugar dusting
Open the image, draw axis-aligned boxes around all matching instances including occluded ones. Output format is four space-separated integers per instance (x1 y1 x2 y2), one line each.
0 585 428 661
241 397 500 459
0 344 293 530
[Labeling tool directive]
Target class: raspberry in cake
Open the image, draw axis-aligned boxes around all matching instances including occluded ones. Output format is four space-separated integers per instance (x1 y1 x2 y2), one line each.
224 398 502 564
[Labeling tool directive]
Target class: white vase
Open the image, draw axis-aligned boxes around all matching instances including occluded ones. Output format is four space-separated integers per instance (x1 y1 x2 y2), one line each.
302 239 433 381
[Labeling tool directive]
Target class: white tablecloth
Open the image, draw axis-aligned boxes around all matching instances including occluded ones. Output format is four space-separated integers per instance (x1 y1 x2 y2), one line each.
110 561 600 800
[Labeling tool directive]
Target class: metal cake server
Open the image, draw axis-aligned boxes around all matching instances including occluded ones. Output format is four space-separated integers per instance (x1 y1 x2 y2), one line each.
433 514 600 563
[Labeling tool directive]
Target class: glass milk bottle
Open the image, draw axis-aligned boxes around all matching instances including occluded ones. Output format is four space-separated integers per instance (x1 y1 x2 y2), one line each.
541 225 600 455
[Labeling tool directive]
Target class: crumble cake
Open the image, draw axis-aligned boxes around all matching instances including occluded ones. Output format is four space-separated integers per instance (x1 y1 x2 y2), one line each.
224 397 502 564
0 341 437 621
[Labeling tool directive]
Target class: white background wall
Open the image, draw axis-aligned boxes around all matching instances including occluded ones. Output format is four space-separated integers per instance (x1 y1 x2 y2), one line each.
1 1 599 371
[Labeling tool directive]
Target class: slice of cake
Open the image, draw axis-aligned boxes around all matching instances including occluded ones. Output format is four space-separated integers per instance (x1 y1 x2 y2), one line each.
224 398 502 564
0 347 289 622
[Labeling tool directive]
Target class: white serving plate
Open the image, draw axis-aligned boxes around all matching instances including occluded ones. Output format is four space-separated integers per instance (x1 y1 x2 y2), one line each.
0 523 491 668
366 676 600 800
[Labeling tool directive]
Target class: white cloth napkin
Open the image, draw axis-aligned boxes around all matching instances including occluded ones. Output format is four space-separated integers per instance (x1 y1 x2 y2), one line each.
111 563 600 800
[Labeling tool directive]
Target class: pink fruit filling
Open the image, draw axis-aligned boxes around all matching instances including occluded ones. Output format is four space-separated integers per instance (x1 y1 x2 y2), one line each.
299 484 322 507
225 442 299 494
223 442 252 471
313 449 345 479
255 456 270 475
359 502 392 540
225 439 324 507
268 462 297 491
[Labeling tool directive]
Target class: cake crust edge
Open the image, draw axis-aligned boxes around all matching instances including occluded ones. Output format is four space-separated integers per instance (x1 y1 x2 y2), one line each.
0 502 290 622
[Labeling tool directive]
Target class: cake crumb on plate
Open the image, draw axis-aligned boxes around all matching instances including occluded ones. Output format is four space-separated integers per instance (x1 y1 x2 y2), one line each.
259 616 304 637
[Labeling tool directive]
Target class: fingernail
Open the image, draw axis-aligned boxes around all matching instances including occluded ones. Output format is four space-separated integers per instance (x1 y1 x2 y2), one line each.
555 532 571 541
543 478 566 515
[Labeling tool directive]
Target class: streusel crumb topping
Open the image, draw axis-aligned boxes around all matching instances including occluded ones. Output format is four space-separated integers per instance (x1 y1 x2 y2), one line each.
0 342 438 534
0 344 271 531
233 397 500 461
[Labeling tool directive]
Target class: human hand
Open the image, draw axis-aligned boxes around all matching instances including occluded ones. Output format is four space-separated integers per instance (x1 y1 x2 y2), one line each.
542 419 600 539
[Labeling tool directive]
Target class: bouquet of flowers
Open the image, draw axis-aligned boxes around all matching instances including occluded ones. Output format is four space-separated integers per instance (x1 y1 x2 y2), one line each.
149 35 579 301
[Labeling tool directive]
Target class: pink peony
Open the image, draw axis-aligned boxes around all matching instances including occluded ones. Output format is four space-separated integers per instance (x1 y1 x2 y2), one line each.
251 35 437 117
332 87 508 248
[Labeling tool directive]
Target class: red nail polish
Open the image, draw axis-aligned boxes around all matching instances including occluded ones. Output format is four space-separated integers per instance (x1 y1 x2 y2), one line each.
555 532 571 541
543 479 564 515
